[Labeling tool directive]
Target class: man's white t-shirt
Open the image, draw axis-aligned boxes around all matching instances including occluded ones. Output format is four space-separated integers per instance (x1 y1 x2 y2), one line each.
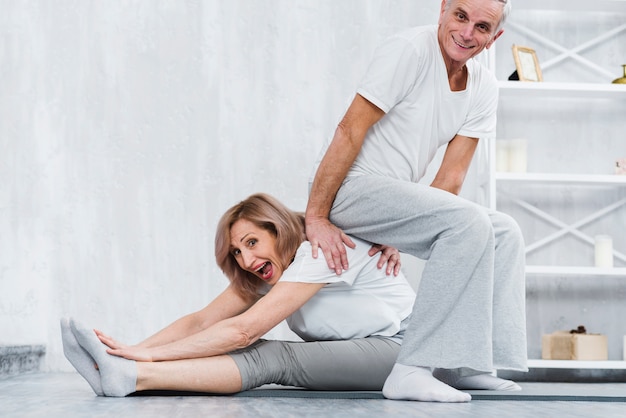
311 25 499 184
278 237 416 344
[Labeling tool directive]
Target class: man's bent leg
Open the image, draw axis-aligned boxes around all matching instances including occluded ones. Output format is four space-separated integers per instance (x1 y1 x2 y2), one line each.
489 210 528 371
331 176 496 372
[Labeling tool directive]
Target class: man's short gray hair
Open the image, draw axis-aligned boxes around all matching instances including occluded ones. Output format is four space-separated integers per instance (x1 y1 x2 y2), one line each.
444 0 512 31
498 0 512 30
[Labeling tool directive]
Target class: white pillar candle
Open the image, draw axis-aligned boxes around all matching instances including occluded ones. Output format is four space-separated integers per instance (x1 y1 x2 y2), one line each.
594 235 614 268
495 141 510 172
508 139 528 173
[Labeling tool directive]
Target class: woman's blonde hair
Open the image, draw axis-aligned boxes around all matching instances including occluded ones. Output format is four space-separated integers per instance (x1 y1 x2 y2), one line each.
215 193 306 300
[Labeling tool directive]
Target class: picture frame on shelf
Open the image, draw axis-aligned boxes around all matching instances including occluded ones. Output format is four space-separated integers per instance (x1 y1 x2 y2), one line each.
512 45 543 82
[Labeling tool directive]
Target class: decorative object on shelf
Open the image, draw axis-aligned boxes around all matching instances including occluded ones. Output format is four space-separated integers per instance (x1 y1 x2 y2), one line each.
495 140 510 172
508 139 528 172
511 45 542 82
495 139 528 173
612 64 626 84
542 327 608 361
594 235 614 268
616 158 626 175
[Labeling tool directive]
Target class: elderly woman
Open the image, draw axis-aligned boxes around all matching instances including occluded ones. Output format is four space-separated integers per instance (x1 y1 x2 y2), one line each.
61 193 416 397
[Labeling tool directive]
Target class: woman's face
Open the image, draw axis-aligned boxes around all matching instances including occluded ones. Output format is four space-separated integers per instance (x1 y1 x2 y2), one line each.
229 218 283 286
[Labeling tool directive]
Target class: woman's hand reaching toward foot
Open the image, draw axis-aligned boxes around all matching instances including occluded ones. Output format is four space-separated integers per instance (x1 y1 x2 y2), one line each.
96 329 154 362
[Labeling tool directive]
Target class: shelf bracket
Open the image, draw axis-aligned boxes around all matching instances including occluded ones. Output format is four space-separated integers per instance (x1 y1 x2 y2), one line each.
500 192 626 263
507 20 625 80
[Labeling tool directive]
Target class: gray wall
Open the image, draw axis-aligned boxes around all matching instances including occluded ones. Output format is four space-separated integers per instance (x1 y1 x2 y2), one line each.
0 0 439 371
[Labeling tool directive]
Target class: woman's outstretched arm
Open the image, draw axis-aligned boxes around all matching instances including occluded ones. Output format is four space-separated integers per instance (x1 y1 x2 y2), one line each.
100 281 324 361
96 284 255 352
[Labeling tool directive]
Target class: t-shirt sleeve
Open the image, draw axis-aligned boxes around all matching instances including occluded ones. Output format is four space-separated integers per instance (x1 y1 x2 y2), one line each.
278 242 359 286
357 34 424 114
457 63 499 138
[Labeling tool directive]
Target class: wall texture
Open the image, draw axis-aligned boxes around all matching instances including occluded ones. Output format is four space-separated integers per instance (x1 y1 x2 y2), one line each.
1 0 440 371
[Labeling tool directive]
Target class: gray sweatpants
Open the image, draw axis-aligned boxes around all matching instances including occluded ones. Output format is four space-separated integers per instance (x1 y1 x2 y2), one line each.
329 175 528 373
230 337 400 391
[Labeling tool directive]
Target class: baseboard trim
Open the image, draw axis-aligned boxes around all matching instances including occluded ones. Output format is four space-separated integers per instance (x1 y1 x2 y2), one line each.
0 345 46 377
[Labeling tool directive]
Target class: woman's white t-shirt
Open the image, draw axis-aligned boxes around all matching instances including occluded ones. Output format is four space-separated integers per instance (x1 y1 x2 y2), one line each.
278 237 416 344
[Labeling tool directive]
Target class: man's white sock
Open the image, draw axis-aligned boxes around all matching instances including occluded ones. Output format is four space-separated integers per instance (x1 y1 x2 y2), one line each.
382 363 471 402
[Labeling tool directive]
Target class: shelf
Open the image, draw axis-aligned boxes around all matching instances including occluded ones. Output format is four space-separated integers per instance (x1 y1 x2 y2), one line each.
526 266 626 276
528 359 626 369
495 172 626 185
516 0 626 13
497 181 626 263
498 81 626 99
491 1 626 373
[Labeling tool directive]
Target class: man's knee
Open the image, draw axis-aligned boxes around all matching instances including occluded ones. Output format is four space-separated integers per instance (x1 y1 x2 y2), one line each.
455 204 493 244
493 211 524 248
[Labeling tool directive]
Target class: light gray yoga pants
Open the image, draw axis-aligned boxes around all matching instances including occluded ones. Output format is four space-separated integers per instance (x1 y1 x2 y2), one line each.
229 337 400 391
328 175 528 373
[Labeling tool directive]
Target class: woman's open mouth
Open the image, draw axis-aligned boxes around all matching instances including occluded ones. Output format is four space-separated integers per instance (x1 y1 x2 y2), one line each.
255 262 274 281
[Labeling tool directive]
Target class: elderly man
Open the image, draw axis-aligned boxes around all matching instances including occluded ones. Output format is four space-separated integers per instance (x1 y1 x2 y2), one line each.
306 0 527 402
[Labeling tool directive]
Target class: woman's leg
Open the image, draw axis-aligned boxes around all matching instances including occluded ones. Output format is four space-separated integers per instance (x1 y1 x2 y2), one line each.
136 356 242 394
230 337 400 391
139 338 399 393
140 337 400 393
69 318 400 396
69 318 245 396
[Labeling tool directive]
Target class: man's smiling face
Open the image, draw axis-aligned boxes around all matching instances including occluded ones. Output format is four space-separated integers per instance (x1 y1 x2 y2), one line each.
438 0 504 67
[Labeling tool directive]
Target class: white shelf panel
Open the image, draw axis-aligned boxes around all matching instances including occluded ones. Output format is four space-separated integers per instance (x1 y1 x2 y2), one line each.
517 0 626 13
526 266 626 277
498 81 626 99
495 172 626 185
528 359 626 369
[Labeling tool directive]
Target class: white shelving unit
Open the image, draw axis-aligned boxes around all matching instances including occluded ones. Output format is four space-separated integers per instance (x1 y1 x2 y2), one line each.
489 0 626 371
526 266 626 277
518 0 626 13
496 172 626 264
496 172 626 185
528 359 626 370
498 81 626 99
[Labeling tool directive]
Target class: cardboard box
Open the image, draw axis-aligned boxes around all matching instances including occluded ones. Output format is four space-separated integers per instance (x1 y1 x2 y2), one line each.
542 331 608 361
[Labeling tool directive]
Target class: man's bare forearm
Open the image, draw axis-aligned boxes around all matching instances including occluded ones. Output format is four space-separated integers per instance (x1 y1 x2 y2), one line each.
306 127 359 222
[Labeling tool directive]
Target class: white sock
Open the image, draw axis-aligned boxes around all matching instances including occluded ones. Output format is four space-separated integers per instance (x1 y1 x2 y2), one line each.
70 318 137 397
433 368 521 391
60 318 103 396
382 363 471 403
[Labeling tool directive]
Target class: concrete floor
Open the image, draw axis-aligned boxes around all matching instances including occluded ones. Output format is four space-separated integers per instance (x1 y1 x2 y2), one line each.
1 372 626 418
